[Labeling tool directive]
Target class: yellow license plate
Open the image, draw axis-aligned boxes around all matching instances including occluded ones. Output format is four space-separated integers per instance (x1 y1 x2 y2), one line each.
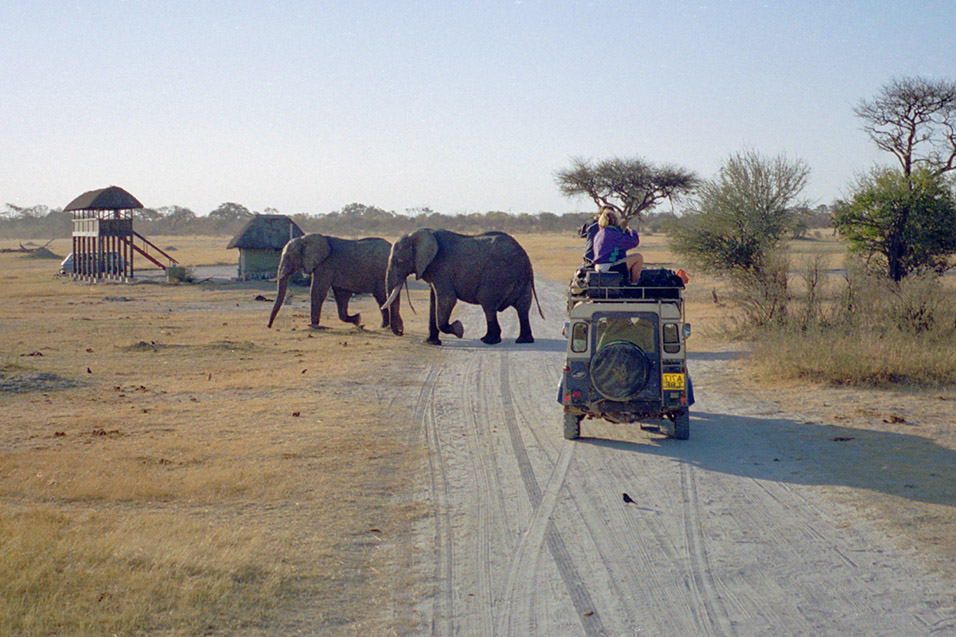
662 373 685 390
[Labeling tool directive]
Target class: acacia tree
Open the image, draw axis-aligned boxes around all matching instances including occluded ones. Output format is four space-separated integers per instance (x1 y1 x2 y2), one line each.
555 156 698 227
855 76 956 178
840 76 956 280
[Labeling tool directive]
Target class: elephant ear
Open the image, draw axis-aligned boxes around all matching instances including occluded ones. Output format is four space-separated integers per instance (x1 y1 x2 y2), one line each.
413 229 438 279
301 234 331 273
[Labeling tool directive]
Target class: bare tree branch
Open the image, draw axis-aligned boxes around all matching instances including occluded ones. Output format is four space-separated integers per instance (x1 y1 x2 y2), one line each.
855 76 956 177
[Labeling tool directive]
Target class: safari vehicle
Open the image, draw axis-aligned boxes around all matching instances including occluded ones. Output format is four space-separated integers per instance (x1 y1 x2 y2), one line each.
558 266 692 440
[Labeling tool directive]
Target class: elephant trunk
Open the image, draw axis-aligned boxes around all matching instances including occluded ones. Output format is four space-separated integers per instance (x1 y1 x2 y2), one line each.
267 275 290 328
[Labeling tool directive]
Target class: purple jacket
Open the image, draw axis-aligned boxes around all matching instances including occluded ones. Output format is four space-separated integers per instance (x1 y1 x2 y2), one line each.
592 226 640 264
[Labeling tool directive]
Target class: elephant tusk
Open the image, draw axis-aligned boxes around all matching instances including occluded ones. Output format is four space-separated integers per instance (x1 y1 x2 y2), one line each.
382 284 401 311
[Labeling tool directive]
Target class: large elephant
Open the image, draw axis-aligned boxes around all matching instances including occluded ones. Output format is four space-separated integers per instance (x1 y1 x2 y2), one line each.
382 229 542 345
268 234 403 334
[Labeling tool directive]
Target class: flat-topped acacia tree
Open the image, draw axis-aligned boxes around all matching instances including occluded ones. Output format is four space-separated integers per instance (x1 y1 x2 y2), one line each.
555 156 698 228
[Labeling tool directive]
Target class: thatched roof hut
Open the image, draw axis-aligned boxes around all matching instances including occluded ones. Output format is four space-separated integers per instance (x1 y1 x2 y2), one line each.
227 214 303 250
227 214 304 280
65 186 143 211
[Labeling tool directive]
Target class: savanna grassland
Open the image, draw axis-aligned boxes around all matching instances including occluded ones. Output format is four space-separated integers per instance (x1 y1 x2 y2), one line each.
1 236 441 634
2 231 956 634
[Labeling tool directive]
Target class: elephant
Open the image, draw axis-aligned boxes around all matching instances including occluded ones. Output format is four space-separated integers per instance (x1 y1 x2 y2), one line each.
268 233 403 335
382 228 542 345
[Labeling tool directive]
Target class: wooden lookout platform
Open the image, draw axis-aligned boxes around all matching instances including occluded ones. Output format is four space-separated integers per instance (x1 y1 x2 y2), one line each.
65 186 178 282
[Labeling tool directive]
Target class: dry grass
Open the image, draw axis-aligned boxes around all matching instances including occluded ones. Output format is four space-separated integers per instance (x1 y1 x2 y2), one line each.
0 237 439 634
742 254 956 388
9 229 946 632
749 329 956 387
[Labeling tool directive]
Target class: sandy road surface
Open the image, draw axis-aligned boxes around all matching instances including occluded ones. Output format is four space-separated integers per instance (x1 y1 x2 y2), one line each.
396 279 955 636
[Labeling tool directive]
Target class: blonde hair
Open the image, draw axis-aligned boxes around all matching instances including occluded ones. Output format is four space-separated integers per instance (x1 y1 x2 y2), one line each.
597 208 618 228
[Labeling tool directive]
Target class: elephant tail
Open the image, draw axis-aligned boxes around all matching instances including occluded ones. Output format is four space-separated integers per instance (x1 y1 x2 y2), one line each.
532 280 545 320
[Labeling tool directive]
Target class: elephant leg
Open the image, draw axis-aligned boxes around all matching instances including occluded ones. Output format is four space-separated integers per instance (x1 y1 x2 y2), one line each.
514 288 535 344
310 276 331 328
331 286 361 325
425 287 462 345
436 291 463 339
372 290 390 328
515 308 534 343
480 306 502 345
425 287 442 345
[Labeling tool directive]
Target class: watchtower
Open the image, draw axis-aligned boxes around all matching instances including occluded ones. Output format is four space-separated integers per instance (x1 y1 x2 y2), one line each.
65 186 177 281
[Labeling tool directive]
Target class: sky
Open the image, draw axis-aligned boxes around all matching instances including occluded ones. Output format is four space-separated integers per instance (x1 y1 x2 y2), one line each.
2 1 955 217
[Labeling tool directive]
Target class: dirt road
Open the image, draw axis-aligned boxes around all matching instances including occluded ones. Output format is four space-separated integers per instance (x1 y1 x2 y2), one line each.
395 279 955 635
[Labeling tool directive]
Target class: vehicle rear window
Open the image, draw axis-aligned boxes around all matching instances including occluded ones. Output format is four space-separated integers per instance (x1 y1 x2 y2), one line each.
594 315 656 353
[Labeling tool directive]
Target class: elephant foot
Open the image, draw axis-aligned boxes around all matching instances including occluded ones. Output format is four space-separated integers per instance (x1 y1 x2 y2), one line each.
308 324 329 330
391 318 405 336
345 313 361 325
481 333 503 345
424 337 442 346
516 334 535 344
451 320 464 339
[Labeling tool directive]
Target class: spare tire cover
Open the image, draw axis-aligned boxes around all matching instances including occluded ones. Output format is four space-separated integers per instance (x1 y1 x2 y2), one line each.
590 341 650 401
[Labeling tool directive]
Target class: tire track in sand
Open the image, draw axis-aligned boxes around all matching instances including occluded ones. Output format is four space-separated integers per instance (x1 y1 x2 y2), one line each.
413 362 456 635
495 351 608 637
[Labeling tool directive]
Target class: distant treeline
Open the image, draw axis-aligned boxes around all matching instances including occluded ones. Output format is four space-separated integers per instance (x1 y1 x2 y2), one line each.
0 201 833 240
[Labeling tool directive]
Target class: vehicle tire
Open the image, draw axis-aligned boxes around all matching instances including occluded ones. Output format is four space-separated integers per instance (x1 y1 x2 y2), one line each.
563 412 581 440
672 410 690 440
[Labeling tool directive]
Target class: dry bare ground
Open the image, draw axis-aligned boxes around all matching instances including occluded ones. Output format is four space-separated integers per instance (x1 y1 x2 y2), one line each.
381 234 956 635
3 234 956 634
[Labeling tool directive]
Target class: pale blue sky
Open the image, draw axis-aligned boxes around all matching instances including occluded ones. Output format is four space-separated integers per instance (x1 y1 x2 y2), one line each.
2 1 955 216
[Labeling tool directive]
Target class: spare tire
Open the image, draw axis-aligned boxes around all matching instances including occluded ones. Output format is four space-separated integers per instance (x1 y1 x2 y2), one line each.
590 341 650 401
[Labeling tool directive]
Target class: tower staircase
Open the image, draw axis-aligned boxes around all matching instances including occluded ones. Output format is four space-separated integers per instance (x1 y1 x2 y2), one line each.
124 231 178 270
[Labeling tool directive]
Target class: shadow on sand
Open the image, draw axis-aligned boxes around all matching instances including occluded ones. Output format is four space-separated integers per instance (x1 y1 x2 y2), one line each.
577 410 956 509
439 336 567 353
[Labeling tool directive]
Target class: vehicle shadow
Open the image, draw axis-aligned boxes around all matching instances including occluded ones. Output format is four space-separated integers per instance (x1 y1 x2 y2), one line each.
577 410 956 509
441 337 567 353
687 350 747 362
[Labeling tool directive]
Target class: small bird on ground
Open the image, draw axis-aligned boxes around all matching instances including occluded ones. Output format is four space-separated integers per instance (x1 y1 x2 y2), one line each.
622 493 634 504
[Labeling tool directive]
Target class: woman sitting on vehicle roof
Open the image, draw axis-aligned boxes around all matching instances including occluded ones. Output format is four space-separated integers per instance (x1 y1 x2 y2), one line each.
592 208 643 284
